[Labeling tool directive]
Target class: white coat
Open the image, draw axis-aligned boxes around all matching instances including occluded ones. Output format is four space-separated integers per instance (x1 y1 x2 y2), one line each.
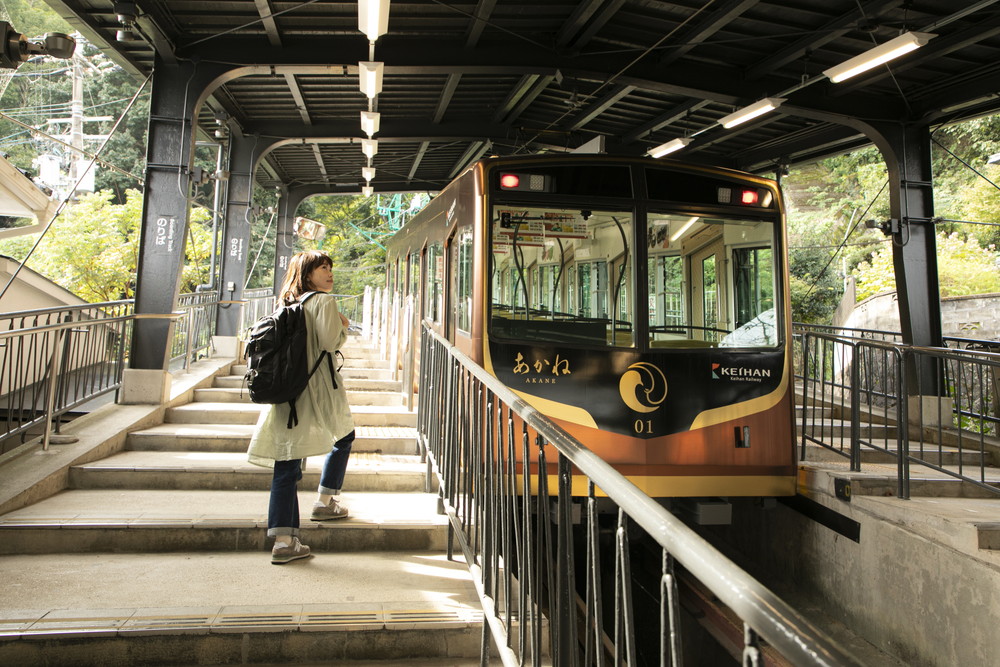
248 293 355 466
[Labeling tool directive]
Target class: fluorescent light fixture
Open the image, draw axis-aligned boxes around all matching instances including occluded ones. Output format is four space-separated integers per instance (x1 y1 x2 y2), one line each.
362 185 374 197
669 216 700 242
360 111 381 137
358 61 383 98
361 139 378 158
648 137 692 158
823 32 935 83
358 0 390 42
362 166 375 181
718 98 785 129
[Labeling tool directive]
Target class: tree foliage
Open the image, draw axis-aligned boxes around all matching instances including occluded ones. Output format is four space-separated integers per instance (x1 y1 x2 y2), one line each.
853 232 1000 302
300 194 387 296
0 190 213 301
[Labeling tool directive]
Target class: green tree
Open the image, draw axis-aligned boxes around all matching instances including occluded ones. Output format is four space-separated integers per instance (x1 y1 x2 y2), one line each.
853 231 1000 301
303 194 388 296
0 189 213 301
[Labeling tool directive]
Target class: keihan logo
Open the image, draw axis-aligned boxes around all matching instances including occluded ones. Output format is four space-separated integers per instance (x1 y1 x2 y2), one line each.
711 363 721 379
619 362 668 413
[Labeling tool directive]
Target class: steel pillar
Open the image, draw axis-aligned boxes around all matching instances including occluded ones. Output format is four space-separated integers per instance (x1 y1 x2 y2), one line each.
867 121 944 395
215 129 261 335
130 58 228 370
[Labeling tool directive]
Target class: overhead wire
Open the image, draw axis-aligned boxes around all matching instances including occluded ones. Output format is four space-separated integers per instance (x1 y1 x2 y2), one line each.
798 179 889 302
0 73 152 302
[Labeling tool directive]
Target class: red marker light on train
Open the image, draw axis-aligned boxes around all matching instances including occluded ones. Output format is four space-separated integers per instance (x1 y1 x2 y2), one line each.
741 189 759 205
500 174 520 189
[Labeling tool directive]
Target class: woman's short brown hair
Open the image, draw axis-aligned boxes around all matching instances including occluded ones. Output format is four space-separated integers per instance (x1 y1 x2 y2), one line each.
278 250 333 304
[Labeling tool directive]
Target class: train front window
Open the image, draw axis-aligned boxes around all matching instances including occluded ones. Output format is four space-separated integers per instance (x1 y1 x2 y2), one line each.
648 213 780 349
490 206 634 347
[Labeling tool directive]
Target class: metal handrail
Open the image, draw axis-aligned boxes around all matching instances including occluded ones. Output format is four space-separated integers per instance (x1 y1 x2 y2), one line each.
418 324 862 666
798 329 1000 499
1 294 232 453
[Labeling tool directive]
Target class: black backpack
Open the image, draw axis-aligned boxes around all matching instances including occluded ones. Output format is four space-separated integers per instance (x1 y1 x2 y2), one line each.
243 292 338 429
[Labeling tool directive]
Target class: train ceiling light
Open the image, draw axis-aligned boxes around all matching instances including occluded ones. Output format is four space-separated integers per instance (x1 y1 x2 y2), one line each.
361 139 378 158
718 98 786 129
362 166 375 182
648 137 692 158
823 31 936 83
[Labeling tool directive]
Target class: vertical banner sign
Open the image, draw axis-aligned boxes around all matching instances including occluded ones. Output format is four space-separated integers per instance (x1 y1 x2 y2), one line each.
229 235 245 262
155 215 178 253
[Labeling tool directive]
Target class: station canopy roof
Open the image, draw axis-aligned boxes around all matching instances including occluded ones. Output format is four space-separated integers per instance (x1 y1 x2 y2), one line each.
45 0 1000 194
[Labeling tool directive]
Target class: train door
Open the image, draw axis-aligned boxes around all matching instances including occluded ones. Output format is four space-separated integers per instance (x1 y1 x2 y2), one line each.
690 239 727 342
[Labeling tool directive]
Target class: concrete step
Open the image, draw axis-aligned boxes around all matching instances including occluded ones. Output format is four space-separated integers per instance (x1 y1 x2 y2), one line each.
803 441 990 467
214 375 403 393
165 403 417 428
69 451 433 493
127 424 419 455
798 419 896 438
231 363 395 382
0 490 448 554
193 386 404 407
0 550 481 666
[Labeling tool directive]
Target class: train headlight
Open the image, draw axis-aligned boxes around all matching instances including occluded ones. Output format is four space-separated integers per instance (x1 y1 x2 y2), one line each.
741 189 759 205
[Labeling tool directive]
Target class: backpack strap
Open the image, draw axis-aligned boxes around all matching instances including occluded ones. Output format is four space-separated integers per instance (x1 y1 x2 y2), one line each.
284 351 339 428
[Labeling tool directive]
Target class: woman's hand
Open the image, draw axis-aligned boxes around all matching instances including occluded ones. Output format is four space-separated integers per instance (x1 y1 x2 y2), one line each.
340 313 350 327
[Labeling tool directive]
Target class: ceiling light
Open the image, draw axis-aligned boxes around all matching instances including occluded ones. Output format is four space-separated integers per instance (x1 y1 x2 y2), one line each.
360 111 381 138
823 32 936 83
669 216 700 243
648 137 692 158
717 98 785 129
362 185 374 197
358 61 383 98
362 166 375 181
358 0 390 42
361 139 378 158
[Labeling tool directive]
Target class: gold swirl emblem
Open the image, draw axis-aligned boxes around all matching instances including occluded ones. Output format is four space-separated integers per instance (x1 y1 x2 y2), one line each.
618 362 668 413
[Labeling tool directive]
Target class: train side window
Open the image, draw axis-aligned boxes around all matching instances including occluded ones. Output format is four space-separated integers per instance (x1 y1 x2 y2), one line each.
490 205 633 347
425 242 444 324
408 251 420 300
456 229 473 333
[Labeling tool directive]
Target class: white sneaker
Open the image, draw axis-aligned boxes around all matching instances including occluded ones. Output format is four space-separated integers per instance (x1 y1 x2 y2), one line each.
311 498 349 521
271 537 312 564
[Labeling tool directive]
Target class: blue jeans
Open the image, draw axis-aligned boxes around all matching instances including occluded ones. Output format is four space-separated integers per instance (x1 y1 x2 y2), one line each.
267 430 356 538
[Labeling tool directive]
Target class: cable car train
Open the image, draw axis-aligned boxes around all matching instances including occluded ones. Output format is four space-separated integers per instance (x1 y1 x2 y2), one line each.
385 155 796 497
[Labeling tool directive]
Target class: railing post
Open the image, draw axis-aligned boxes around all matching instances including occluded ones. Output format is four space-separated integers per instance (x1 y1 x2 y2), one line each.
849 340 861 471
41 328 67 452
800 333 811 461
898 349 910 499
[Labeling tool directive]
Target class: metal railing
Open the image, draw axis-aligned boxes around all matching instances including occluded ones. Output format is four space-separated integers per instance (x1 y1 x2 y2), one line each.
417 324 862 667
798 328 1000 499
0 291 238 452
172 291 220 369
1 301 134 451
241 288 275 332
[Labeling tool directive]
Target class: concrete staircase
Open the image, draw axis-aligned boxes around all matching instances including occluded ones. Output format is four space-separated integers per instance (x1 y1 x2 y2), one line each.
0 337 483 666
795 402 1000 550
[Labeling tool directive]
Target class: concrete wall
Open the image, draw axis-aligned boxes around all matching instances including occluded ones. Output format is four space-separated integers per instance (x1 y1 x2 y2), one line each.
699 492 1000 667
836 285 1000 341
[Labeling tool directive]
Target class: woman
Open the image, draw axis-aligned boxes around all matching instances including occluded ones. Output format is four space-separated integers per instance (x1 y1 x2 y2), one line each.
248 250 355 564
